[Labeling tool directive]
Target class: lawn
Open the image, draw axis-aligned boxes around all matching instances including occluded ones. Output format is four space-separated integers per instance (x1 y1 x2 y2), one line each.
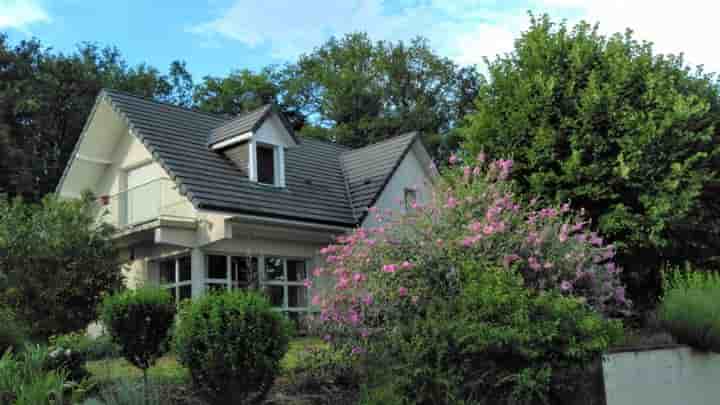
86 337 324 383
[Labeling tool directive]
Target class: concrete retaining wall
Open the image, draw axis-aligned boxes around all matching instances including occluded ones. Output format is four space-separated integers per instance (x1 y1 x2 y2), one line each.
603 346 720 405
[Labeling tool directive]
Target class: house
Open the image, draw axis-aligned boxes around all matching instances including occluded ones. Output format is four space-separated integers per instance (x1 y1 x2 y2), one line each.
56 89 436 317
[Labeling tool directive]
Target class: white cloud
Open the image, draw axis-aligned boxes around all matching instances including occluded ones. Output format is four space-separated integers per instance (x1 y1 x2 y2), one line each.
189 0 720 74
0 0 50 32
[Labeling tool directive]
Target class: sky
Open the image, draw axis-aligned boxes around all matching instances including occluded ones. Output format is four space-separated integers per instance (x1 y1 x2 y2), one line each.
1 0 719 80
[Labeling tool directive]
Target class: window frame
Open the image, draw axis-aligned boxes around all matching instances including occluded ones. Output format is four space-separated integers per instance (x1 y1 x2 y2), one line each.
404 187 418 214
248 140 285 188
204 254 258 291
261 256 311 312
155 254 192 304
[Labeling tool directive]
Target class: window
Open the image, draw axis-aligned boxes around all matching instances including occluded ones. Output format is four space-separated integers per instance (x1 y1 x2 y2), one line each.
404 188 418 213
205 254 258 291
262 257 310 312
256 144 275 185
157 256 192 304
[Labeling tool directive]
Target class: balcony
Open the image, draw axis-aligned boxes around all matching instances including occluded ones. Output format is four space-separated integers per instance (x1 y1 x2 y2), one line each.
97 178 196 234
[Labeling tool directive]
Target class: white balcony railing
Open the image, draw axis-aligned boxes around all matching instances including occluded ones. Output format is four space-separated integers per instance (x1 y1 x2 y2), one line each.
97 178 194 228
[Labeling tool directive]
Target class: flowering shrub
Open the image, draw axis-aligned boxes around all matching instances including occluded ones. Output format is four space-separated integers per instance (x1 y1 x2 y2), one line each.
313 152 629 403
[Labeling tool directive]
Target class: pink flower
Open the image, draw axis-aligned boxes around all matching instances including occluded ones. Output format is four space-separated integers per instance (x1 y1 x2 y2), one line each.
311 295 322 306
528 256 542 271
477 152 486 163
449 153 458 164
401 261 414 270
398 287 408 297
472 166 482 176
462 237 475 247
360 329 370 338
463 166 471 182
445 197 458 209
614 287 626 303
560 280 573 292
482 224 495 235
323 334 332 342
559 224 569 243
312 267 323 277
382 264 398 273
303 279 313 288
353 272 364 282
589 233 603 246
503 254 521 268
362 294 373 306
351 346 365 355
468 221 483 233
366 239 376 246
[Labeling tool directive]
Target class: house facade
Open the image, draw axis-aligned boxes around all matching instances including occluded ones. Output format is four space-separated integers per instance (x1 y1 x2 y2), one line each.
56 90 436 318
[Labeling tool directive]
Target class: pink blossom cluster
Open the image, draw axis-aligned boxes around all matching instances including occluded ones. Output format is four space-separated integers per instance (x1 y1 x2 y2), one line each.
313 152 631 351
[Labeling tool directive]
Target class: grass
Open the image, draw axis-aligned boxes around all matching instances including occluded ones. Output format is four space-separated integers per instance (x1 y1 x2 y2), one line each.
658 267 720 352
86 337 325 384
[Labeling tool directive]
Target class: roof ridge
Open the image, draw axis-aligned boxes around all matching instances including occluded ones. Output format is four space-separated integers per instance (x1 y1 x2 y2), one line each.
341 131 418 156
102 88 228 120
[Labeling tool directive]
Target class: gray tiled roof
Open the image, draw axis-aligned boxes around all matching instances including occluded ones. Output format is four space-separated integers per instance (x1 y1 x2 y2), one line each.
341 132 419 220
208 104 271 146
96 89 417 226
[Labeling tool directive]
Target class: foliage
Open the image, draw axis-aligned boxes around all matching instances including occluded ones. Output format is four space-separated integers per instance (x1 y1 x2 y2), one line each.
315 152 627 404
50 331 121 361
174 290 292 404
0 34 193 200
82 379 164 405
458 14 720 306
0 306 28 355
0 345 74 405
46 345 89 382
658 266 720 351
195 33 481 157
0 194 123 338
99 287 176 378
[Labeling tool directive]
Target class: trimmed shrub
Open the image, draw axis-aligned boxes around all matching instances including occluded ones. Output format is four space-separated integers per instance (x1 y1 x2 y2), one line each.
315 152 628 404
0 307 27 355
174 290 292 404
99 287 176 383
658 267 720 352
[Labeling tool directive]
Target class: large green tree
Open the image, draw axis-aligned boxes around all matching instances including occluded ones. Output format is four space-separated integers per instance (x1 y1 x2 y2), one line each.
0 194 123 338
0 34 192 201
195 33 481 156
459 15 720 307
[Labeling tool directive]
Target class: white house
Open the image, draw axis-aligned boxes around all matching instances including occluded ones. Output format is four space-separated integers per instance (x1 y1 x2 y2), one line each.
56 89 436 319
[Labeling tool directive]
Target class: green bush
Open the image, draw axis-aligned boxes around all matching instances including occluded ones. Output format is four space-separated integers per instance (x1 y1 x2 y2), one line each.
0 307 27 355
49 331 120 361
174 290 292 404
99 287 176 382
458 14 720 306
0 345 72 405
380 266 623 405
658 267 720 352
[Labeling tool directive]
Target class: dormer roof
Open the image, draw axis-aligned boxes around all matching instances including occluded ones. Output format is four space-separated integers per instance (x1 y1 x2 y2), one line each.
208 104 300 149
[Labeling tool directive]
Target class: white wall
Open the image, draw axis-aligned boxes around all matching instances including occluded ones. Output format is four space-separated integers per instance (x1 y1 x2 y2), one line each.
603 346 720 405
362 140 435 229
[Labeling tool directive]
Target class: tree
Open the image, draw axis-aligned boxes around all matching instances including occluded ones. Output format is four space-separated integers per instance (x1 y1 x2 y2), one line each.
0 194 123 338
284 33 481 154
194 67 306 130
0 34 193 201
458 14 720 307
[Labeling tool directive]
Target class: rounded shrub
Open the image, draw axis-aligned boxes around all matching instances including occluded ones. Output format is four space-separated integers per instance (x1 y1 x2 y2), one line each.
174 290 292 404
98 287 176 381
0 307 27 355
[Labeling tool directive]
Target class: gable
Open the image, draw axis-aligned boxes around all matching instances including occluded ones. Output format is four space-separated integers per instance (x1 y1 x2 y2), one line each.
360 139 436 228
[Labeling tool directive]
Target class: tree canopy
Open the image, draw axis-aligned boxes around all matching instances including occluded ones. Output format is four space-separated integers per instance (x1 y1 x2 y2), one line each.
458 15 720 306
0 34 192 201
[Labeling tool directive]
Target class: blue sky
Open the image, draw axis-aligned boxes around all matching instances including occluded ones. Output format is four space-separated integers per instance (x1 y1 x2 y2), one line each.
2 0 718 80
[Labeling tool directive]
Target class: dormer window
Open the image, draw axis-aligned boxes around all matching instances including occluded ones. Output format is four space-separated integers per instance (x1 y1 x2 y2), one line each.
249 141 285 187
256 144 276 185
208 105 297 188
